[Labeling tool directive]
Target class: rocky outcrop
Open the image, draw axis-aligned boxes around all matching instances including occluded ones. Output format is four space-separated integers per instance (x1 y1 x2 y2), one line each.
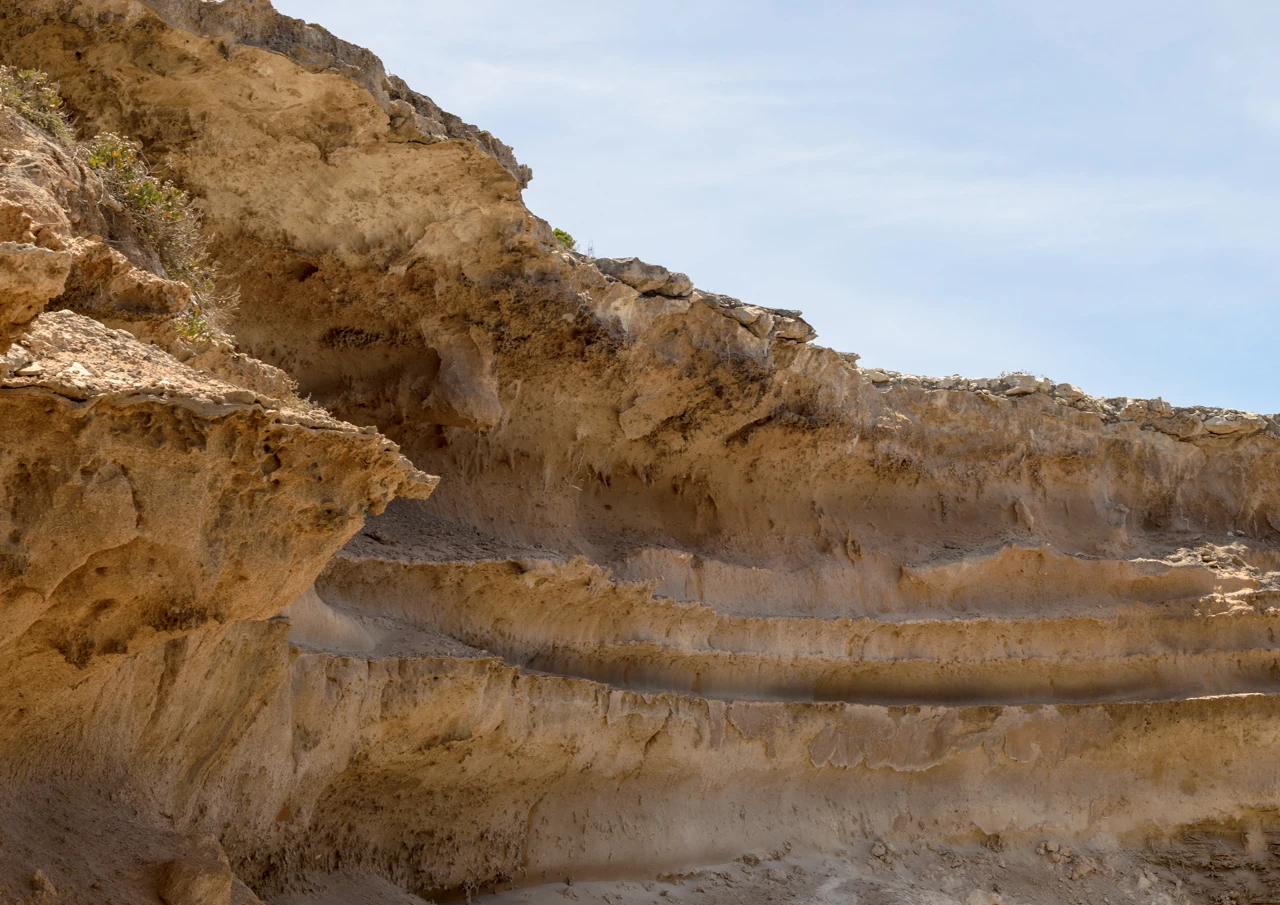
0 240 69 351
0 81 436 901
591 254 818 342
2 1 1280 904
859 365 1278 444
0 307 432 671
595 255 695 297
135 0 531 187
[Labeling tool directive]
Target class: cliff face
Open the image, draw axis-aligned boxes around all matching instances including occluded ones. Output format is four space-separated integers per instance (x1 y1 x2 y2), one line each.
2 2 1280 904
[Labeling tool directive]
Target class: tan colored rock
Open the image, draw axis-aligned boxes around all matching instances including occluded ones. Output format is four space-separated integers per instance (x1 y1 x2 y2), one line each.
1003 373 1051 396
0 309 431 664
157 836 233 905
772 313 817 342
1203 412 1267 436
418 325 503 430
1 3 1280 905
1052 382 1084 402
60 237 191 317
595 256 694 298
0 241 71 349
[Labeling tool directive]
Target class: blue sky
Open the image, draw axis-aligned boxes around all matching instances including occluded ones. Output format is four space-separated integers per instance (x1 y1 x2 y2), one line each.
273 1 1279 412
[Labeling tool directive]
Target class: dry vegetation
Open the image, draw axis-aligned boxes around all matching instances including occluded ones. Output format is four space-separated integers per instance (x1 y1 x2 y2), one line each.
0 64 236 343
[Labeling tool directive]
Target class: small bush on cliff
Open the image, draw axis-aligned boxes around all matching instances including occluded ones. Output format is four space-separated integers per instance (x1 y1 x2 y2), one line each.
83 133 238 341
553 227 577 251
0 65 72 143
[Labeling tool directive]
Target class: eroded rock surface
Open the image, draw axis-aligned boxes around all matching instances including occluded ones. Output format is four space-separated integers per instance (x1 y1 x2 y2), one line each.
1 1 1279 904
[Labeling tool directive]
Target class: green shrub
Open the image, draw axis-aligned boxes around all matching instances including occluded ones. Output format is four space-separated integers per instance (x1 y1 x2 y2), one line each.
83 133 237 342
83 133 201 280
174 306 214 343
0 65 72 143
553 227 576 251
0 67 235 344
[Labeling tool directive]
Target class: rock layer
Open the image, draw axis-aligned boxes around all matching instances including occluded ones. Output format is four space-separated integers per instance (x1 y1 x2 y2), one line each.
1 1 1279 904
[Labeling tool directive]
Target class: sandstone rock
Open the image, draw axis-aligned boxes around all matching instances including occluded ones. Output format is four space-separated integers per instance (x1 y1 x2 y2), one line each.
59 238 192 318
1004 373 1051 396
1014 498 1035 530
1 343 30 379
746 310 775 339
30 870 56 898
773 314 817 342
157 836 232 905
418 326 503 431
3 3 1280 904
0 309 432 661
1202 413 1267 436
595 256 694 298
0 241 71 350
1053 383 1085 403
135 0 530 185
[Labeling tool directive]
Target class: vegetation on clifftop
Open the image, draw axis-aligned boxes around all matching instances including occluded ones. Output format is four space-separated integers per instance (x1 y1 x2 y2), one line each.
553 227 577 251
0 64 72 143
82 132 238 341
0 65 236 343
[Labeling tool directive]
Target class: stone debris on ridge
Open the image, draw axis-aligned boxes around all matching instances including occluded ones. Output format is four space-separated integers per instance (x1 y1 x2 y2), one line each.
854 364 1278 440
594 256 694 298
3 309 389 438
584 252 819 343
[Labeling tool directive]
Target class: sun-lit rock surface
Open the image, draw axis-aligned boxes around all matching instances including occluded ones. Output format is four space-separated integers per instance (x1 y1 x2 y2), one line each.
1 1 1280 903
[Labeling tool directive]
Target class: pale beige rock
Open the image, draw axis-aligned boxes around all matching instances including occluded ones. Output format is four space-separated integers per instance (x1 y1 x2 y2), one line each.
1203 412 1267 435
0 3 1279 905
0 241 70 349
595 256 694 298
158 836 233 905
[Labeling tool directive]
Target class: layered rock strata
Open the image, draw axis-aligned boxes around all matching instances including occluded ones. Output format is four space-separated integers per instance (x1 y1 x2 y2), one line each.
0 1 1279 904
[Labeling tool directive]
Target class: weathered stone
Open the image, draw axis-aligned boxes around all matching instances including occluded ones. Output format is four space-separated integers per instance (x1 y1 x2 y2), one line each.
2 3 1280 904
1053 383 1085 403
0 241 71 350
1004 374 1050 396
773 315 817 342
157 836 232 905
595 256 693 297
1203 414 1267 436
726 305 763 326
746 310 775 339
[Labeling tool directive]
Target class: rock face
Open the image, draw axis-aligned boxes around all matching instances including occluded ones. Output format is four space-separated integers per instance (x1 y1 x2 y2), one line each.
595 255 695 297
157 836 234 905
0 241 70 351
1 2 1280 904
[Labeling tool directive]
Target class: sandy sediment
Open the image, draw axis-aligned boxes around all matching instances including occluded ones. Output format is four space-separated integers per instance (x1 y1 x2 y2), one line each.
1 1 1279 902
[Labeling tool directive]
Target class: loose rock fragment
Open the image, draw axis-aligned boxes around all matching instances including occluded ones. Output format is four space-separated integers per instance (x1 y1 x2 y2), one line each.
156 836 233 905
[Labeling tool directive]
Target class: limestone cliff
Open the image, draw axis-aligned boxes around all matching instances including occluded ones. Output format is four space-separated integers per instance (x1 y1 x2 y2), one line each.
1 2 1280 904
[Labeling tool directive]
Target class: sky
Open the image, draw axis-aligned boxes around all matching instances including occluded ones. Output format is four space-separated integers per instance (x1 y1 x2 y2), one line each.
273 0 1280 412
